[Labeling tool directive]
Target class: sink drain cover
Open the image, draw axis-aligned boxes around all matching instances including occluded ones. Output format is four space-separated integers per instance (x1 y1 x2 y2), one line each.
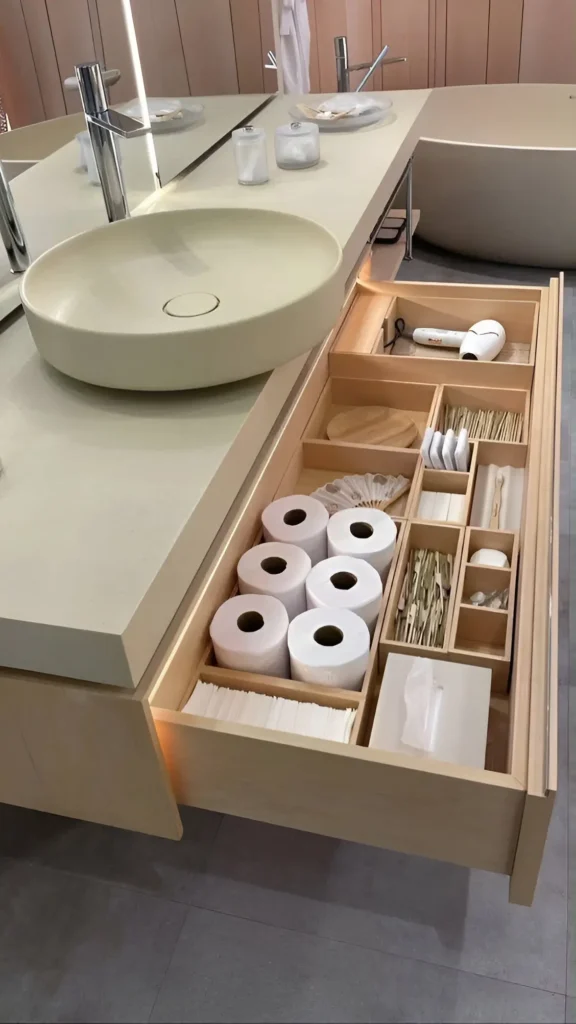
163 292 220 318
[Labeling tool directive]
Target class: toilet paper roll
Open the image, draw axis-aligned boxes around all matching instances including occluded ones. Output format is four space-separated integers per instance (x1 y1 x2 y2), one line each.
237 542 312 620
288 607 370 690
209 594 289 678
305 555 383 634
327 507 397 577
262 494 329 564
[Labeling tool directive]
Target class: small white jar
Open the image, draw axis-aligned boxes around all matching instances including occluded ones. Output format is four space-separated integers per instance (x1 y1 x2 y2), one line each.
275 121 320 170
232 125 269 185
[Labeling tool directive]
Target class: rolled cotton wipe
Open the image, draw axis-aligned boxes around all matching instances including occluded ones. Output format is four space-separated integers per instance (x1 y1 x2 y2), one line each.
306 555 383 634
327 507 397 577
237 542 311 620
262 494 329 564
209 594 290 678
288 607 370 690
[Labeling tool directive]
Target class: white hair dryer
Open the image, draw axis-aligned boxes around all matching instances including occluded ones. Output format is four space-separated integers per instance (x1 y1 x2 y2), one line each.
408 320 506 361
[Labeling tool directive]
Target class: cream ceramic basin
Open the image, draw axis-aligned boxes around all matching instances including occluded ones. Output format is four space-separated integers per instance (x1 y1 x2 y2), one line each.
21 208 343 391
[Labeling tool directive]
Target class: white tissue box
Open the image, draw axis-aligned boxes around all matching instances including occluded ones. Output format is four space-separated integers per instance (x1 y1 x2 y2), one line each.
369 654 491 769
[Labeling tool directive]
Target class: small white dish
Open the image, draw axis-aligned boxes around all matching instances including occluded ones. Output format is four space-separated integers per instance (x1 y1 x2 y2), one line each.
120 98 204 134
290 94 392 132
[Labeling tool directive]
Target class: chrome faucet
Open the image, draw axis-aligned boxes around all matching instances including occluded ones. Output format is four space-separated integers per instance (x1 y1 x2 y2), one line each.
75 61 149 222
334 36 407 93
0 161 30 273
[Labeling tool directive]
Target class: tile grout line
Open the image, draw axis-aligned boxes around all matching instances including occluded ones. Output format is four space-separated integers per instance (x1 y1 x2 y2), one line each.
162 897 571 1000
1 847 568 999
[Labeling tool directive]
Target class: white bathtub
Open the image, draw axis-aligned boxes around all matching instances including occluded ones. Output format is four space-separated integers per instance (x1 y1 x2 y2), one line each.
413 84 576 267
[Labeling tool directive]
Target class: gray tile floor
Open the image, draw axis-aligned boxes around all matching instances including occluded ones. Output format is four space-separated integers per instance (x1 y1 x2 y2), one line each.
0 241 572 1024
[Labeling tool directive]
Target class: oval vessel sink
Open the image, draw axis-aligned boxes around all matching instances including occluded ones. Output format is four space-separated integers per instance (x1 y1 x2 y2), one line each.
22 207 343 390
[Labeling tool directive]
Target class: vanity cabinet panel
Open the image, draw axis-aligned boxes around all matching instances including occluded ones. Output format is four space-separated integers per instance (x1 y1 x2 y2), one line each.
0 668 182 839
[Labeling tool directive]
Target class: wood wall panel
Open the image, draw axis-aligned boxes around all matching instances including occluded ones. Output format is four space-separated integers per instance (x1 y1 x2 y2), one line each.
346 0 375 90
0 0 46 126
95 0 137 103
307 0 321 92
379 0 430 89
177 0 238 95
487 0 523 84
230 0 264 93
21 0 66 119
45 0 97 113
259 0 277 93
433 0 447 86
313 0 347 93
445 0 490 85
520 0 576 83
130 0 189 97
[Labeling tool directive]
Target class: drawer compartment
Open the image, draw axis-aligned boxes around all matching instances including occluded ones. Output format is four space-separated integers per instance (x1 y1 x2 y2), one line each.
148 275 560 906
332 280 544 388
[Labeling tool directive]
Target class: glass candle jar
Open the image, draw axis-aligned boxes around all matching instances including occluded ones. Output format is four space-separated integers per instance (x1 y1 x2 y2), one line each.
232 125 269 185
275 122 320 170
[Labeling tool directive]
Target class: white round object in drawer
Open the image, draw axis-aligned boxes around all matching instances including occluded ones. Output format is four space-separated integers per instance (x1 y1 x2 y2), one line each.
469 548 510 568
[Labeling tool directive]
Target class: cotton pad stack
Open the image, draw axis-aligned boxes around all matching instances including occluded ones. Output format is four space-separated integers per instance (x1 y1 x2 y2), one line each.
183 681 357 743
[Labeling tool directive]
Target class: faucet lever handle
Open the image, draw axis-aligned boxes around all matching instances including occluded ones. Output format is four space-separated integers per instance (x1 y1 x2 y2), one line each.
89 108 147 139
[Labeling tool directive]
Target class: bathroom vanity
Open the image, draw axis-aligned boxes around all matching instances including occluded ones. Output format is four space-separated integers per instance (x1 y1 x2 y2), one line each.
0 91 560 907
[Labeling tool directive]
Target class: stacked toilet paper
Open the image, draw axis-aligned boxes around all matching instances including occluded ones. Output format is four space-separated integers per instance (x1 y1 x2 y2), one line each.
209 495 398 688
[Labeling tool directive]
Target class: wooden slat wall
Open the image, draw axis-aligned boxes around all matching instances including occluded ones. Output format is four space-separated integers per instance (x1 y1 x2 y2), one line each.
0 0 48 126
445 0 490 86
176 0 239 96
519 0 576 84
21 0 66 119
379 0 430 90
44 0 97 113
230 0 265 93
3 0 576 130
486 0 524 84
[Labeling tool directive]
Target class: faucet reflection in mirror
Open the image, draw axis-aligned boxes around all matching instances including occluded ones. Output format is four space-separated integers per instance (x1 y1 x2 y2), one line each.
0 161 30 274
75 61 149 223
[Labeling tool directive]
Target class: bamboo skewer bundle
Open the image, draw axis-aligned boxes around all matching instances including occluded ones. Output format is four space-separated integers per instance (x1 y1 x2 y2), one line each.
442 405 523 442
394 548 453 648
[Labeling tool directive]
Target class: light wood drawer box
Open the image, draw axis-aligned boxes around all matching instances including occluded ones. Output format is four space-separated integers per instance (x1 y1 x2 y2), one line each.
147 277 561 907
0 277 561 908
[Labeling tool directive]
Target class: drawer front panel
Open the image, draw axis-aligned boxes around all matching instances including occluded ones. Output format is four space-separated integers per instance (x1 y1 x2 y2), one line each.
154 712 524 874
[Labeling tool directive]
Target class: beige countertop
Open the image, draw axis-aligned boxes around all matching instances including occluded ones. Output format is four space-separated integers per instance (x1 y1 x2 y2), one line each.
0 89 430 688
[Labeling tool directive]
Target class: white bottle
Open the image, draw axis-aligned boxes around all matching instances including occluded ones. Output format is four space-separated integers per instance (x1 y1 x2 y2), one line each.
459 320 506 361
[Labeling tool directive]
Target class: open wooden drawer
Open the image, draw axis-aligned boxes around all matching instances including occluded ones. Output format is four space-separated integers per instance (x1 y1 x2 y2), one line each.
147 276 562 907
